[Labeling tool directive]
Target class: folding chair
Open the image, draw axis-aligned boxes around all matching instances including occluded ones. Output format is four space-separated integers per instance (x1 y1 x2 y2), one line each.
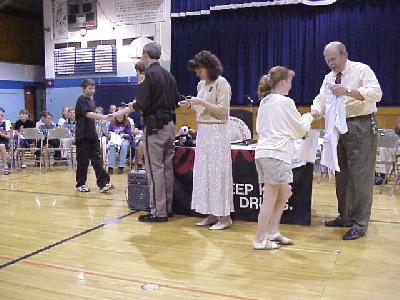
15 128 45 171
390 141 400 195
376 130 400 194
129 135 144 171
45 127 73 171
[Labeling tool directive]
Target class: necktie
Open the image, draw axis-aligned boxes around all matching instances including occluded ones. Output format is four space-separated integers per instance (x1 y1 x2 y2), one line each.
335 72 342 84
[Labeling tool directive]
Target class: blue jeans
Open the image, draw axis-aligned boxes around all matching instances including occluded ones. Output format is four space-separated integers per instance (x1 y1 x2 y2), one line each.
107 139 130 168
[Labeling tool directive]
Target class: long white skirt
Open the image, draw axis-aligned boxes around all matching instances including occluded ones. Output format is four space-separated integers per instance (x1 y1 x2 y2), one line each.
191 123 234 216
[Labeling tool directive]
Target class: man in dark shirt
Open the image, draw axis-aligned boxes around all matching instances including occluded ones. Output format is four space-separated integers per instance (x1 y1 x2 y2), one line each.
14 109 35 131
113 42 183 222
14 109 35 168
75 78 113 193
37 112 61 161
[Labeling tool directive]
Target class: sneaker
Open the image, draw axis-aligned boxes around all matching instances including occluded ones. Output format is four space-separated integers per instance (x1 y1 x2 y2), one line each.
3 168 10 175
107 167 114 175
209 218 233 230
21 164 26 169
253 239 280 250
100 183 113 193
117 167 124 174
77 185 90 192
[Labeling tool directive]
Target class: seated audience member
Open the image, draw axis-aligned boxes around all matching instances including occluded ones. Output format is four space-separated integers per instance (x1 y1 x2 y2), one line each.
95 106 109 136
131 121 145 170
60 108 76 161
36 110 47 129
37 112 61 161
95 106 109 162
0 107 12 175
14 109 35 168
107 113 132 174
116 105 136 132
63 108 76 135
109 105 117 114
57 106 69 127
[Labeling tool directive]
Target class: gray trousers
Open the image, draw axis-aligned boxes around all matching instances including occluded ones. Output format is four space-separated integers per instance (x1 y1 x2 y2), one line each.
144 122 175 217
335 114 377 231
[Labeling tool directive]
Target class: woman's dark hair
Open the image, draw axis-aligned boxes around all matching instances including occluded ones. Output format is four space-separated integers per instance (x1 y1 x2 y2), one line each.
188 50 223 81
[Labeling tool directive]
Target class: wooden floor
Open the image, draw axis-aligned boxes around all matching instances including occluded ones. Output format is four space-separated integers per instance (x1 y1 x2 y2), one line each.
0 168 399 299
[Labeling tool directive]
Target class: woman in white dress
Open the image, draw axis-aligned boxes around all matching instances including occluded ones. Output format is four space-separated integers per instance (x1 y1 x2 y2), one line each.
179 50 234 230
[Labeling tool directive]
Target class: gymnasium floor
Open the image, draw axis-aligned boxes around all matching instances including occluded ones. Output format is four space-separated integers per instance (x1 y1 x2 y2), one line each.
0 168 399 299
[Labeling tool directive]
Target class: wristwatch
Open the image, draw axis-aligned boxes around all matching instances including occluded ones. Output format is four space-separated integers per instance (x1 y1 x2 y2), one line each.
346 87 352 96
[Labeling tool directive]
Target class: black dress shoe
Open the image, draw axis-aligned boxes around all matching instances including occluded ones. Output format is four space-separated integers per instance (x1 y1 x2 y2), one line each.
138 213 168 223
324 219 344 227
343 228 365 240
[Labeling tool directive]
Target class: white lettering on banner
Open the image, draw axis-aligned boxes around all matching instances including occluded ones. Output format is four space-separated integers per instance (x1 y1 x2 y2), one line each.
233 183 253 196
234 183 293 211
239 197 262 210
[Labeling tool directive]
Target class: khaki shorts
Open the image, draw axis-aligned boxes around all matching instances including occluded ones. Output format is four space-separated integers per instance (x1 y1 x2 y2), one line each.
256 157 293 184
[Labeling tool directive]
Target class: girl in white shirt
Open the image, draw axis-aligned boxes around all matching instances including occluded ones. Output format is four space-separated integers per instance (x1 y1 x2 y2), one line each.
57 106 69 127
253 66 314 250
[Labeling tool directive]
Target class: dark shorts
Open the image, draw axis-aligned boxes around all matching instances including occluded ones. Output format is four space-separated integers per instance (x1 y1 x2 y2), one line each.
18 139 30 148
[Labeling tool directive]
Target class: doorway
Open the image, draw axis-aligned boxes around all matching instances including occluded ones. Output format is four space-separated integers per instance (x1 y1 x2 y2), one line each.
24 87 36 122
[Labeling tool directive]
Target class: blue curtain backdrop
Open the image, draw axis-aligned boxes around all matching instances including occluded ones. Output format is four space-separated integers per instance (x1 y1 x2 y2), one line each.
171 0 400 105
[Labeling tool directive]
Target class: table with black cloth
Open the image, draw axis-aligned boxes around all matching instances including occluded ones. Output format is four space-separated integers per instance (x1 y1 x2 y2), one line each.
173 145 314 225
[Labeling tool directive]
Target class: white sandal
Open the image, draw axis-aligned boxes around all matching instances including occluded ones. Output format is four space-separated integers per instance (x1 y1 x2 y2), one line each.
195 216 218 226
269 232 293 245
253 239 280 250
209 218 232 230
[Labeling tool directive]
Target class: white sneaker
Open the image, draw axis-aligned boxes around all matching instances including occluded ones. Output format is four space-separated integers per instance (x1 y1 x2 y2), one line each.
77 185 90 192
209 218 232 230
100 183 112 193
269 232 293 245
253 239 280 250
21 164 26 169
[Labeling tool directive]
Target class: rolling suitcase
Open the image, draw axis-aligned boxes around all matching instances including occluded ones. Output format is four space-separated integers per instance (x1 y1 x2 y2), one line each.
127 170 150 211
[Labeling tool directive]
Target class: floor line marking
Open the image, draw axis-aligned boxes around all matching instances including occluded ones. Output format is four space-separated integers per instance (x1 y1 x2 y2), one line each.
0 255 257 300
0 211 137 270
